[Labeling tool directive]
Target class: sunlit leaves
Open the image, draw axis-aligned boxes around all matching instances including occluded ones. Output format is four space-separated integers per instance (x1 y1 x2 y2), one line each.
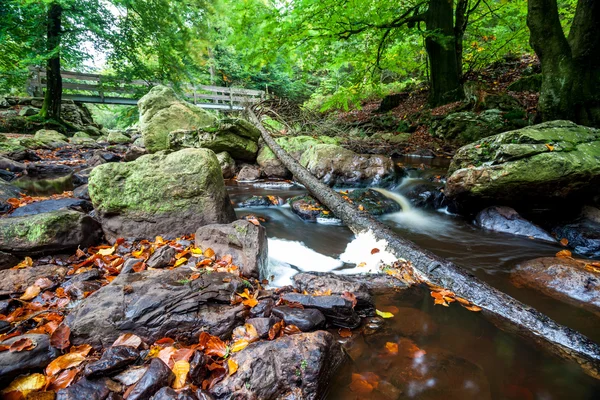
1 373 46 396
172 360 190 389
375 309 394 319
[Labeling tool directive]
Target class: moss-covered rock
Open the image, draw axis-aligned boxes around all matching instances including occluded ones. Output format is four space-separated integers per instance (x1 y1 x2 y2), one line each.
216 151 236 179
300 144 399 187
106 131 131 144
0 135 26 156
257 135 341 178
507 74 542 92
0 180 21 213
88 148 236 241
33 129 68 146
446 121 600 209
138 85 217 153
0 210 101 255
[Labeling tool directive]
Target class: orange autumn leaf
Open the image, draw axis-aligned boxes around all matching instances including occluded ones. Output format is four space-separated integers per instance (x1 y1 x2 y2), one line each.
47 368 79 391
385 342 399 355
46 353 86 376
20 285 41 301
556 249 572 258
560 238 569 246
349 373 379 394
283 325 302 335
370 248 380 255
227 358 238 375
171 360 190 389
173 257 188 267
242 298 258 308
268 321 284 340
112 333 142 348
463 304 482 312
9 338 35 352
204 248 216 258
338 328 352 338
204 335 228 358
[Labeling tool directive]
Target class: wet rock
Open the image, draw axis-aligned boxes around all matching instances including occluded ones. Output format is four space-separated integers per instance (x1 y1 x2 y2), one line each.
107 131 131 145
85 346 141 377
405 183 452 210
146 245 176 268
189 350 208 386
25 163 73 179
246 317 281 339
10 198 93 217
475 206 555 242
512 257 600 312
88 151 122 168
249 298 275 318
0 156 25 173
0 250 19 270
128 358 175 400
271 306 326 331
0 334 60 384
66 270 247 347
300 144 399 187
120 257 143 274
124 146 147 162
113 366 148 386
0 210 102 255
195 220 267 278
34 129 68 147
236 164 261 182
73 167 93 186
554 215 600 257
74 184 91 200
89 148 236 241
0 170 16 182
0 179 22 213
288 195 334 223
0 264 67 296
216 152 235 179
293 272 374 313
56 377 113 400
18 106 38 117
281 293 360 329
139 85 217 153
210 331 346 400
239 195 284 208
446 121 600 210
63 278 103 300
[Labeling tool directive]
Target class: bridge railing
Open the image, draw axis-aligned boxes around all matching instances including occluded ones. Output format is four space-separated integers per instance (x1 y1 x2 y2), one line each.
27 67 265 110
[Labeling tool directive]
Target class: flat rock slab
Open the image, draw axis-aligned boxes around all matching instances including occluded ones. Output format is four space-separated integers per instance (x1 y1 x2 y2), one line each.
66 269 248 347
0 334 60 384
293 272 374 312
210 331 347 400
512 257 600 313
281 293 360 329
9 198 93 217
0 264 67 296
475 206 555 242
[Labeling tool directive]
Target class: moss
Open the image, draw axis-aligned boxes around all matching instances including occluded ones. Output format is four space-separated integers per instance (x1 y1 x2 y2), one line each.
0 210 82 244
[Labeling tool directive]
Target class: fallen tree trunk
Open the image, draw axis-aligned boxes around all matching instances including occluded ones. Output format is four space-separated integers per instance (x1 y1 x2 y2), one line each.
248 110 600 379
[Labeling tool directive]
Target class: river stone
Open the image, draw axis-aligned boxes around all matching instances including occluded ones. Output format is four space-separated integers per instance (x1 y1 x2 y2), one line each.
216 152 235 179
0 179 21 213
475 206 555 242
512 257 600 312
69 136 98 146
271 306 326 331
446 121 600 210
0 210 101 255
405 183 452 210
85 346 140 378
107 131 131 144
56 377 113 400
74 184 90 200
33 129 68 146
10 198 92 217
554 214 600 257
169 127 259 162
124 146 147 162
0 156 25 173
210 331 346 400
0 264 68 295
236 164 261 181
0 334 60 384
281 293 361 329
139 85 216 153
146 245 176 268
300 144 398 187
257 135 341 179
127 358 175 400
195 220 267 278
65 269 247 347
0 250 19 270
239 195 284 208
88 148 236 241
432 109 517 145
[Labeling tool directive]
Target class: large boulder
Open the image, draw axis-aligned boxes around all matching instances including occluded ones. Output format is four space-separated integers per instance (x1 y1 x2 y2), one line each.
475 206 555 242
215 151 235 179
33 129 68 146
512 257 600 313
257 135 340 178
66 269 247 347
106 130 131 144
446 121 600 210
0 210 101 255
168 120 260 162
210 331 347 400
300 144 398 187
195 220 267 278
88 148 236 241
138 85 216 153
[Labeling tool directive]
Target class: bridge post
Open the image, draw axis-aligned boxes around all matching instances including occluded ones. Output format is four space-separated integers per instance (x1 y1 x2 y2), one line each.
228 87 233 111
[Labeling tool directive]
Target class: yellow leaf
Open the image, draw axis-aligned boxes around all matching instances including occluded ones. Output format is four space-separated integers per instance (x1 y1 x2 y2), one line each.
227 358 238 375
238 288 251 299
375 309 394 319
97 247 115 256
231 339 249 353
171 360 190 389
1 373 46 395
132 245 146 258
174 257 188 267
155 236 165 244
46 353 86 376
20 285 41 301
14 256 33 269
242 298 258 308
358 205 364 211
545 143 554 151
385 342 398 355
190 247 203 256
556 249 572 258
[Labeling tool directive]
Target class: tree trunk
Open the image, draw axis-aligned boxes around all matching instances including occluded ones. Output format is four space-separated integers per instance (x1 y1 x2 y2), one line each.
528 0 600 126
40 2 62 121
248 109 600 379
425 0 464 106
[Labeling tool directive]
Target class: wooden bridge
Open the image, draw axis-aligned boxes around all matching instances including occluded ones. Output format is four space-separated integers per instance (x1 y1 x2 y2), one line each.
26 68 265 111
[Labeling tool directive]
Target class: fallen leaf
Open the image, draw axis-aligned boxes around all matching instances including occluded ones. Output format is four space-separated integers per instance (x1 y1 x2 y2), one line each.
190 247 203 256
1 373 46 395
283 324 302 335
341 292 357 308
203 334 228 358
338 328 352 338
20 285 41 301
46 353 86 376
349 373 377 394
97 247 115 256
174 257 188 267
375 309 394 319
204 248 216 258
556 249 572 258
171 360 190 389
13 256 33 269
560 238 569 246
370 248 380 255
227 358 238 375
463 304 482 312
157 346 177 367
231 339 249 353
9 338 35 352
385 342 399 355
112 333 142 348
242 298 258 308
69 344 92 356
358 205 364 211
545 143 554 151
268 320 284 340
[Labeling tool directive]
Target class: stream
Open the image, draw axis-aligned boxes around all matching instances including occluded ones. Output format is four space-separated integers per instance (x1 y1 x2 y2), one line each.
227 156 600 399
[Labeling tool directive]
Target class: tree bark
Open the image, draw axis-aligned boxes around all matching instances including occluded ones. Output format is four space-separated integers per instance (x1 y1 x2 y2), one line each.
425 0 464 106
40 2 62 121
527 0 600 126
249 110 600 379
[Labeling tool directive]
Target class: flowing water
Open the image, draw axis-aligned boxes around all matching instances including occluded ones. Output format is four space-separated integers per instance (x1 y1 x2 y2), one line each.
227 156 600 399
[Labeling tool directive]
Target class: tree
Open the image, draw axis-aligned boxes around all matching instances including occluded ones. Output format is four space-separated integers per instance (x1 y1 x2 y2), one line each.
39 2 62 120
528 0 600 126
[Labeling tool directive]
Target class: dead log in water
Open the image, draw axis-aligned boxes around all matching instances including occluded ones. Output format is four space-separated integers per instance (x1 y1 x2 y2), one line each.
248 110 600 379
